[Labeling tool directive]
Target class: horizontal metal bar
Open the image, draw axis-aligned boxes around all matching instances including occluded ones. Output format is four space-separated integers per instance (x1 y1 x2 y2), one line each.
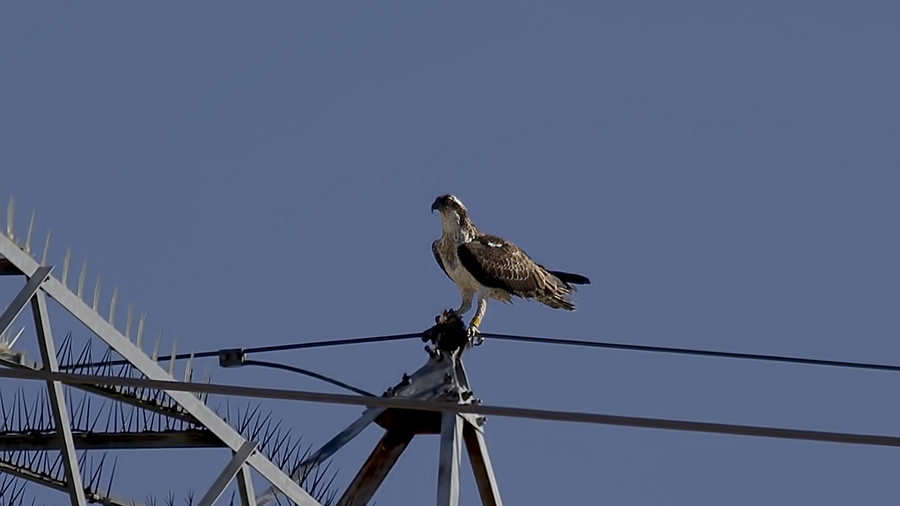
2 367 900 450
0 351 198 424
0 429 223 451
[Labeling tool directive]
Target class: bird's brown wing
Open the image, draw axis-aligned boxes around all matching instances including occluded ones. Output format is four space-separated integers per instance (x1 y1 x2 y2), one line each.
456 235 546 297
432 240 451 280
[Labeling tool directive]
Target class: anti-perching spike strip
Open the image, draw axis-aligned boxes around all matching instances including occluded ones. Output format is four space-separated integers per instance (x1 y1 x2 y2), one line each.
0 472 29 506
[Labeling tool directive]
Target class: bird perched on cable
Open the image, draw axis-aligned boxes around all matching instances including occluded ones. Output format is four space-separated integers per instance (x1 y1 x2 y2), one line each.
431 194 590 338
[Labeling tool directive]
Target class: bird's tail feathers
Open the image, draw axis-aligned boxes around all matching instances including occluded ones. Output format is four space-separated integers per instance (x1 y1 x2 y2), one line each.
539 295 576 311
548 270 591 286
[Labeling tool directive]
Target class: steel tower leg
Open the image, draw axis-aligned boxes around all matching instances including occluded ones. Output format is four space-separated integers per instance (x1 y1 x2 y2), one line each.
436 412 462 506
336 426 415 506
237 465 257 506
463 422 502 506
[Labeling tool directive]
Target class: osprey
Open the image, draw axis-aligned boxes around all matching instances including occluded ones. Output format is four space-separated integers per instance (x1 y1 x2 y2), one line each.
431 194 590 337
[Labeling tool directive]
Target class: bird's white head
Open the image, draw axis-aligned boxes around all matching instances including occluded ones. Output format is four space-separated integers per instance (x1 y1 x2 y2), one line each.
431 194 475 238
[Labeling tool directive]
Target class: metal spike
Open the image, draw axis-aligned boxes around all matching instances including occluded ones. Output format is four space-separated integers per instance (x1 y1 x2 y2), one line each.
5 195 14 240
41 228 52 265
24 210 35 254
168 337 178 376
8 327 25 348
199 366 212 403
92 275 102 311
109 285 119 326
77 260 88 299
61 247 72 286
137 311 147 349
184 351 195 382
125 302 134 340
152 331 161 361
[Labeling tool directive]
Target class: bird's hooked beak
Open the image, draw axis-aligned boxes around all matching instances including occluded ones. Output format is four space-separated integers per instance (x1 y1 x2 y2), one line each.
431 199 441 213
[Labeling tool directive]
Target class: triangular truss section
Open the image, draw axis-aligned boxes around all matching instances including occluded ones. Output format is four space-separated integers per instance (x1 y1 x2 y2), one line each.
0 194 329 505
255 314 503 506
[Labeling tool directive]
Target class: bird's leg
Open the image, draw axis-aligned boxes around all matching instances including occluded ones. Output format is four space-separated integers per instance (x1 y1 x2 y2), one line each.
449 290 474 321
468 296 487 344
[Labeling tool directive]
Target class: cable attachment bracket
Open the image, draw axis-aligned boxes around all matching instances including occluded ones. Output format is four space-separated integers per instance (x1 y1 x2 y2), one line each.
422 310 470 356
218 348 246 368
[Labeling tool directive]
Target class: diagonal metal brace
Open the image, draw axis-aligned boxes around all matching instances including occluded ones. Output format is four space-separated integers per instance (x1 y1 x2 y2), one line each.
336 425 415 506
256 407 384 506
198 441 257 506
0 265 51 337
33 287 87 506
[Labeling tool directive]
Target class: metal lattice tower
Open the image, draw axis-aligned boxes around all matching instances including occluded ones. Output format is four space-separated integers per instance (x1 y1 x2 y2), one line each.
253 313 502 506
0 193 502 506
0 194 330 505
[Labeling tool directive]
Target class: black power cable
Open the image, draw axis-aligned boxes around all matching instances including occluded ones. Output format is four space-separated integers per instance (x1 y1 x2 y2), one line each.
240 360 375 397
65 332 423 370
483 333 900 373
64 330 900 375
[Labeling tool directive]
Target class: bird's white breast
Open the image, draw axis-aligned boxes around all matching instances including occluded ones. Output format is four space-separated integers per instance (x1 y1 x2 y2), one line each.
438 236 485 294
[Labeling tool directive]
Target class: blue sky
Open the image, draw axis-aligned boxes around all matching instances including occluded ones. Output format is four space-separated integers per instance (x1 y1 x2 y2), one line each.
2 2 899 505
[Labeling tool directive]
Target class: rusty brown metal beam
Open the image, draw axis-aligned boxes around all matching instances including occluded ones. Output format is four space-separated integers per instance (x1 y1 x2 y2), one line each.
336 426 415 506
